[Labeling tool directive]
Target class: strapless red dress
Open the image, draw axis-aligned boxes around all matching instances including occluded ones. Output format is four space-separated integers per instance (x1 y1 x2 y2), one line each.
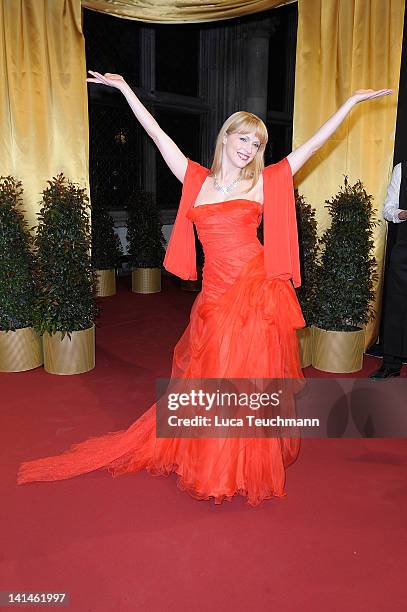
17 198 305 506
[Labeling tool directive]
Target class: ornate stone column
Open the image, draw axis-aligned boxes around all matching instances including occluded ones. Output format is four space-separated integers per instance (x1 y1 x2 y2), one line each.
140 27 157 197
199 22 247 167
244 20 274 122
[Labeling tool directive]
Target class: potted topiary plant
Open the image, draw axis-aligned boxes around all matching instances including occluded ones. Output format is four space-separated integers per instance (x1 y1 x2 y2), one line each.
0 177 43 372
312 177 378 373
91 202 123 297
126 191 166 294
295 190 319 368
34 174 97 375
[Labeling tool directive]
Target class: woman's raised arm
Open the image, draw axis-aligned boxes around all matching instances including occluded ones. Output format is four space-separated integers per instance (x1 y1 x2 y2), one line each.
286 88 393 175
87 71 188 183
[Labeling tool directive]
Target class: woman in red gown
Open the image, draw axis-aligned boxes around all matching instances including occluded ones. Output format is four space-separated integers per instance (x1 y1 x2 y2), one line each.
17 73 391 505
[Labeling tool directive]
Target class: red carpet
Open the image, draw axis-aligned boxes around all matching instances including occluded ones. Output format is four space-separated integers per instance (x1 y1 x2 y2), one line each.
1 275 407 611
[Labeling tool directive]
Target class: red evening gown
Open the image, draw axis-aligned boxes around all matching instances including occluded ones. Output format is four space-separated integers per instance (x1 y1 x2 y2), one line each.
18 154 305 506
17 163 305 506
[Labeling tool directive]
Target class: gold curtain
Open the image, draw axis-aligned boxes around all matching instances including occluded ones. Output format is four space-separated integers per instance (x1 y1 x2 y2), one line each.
293 0 405 347
82 0 293 23
0 0 88 231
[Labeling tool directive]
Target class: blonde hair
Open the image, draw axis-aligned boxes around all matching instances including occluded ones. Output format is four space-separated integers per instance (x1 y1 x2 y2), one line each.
210 111 268 193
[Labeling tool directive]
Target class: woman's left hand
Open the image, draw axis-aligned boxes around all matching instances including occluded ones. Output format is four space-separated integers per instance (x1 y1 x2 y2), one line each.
350 88 393 104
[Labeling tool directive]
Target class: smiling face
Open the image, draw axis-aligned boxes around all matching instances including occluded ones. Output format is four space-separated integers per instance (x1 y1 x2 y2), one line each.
210 112 268 186
222 131 261 169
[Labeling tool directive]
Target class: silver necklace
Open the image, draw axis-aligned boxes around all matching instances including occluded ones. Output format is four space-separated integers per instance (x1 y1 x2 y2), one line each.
213 173 241 194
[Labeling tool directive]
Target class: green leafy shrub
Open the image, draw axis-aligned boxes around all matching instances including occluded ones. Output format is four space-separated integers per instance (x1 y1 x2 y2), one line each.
295 190 319 325
314 177 378 331
34 174 97 336
126 191 166 268
91 204 123 270
0 177 37 331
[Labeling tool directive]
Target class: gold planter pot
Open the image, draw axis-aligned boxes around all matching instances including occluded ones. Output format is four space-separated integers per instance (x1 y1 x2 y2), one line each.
297 326 312 368
311 325 366 373
43 325 95 375
0 327 43 372
95 269 116 297
132 268 161 294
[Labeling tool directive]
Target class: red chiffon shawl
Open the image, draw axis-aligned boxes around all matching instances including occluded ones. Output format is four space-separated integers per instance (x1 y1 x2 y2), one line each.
163 157 301 288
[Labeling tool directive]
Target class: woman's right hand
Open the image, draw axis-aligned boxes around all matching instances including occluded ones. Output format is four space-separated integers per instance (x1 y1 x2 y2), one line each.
86 71 127 91
87 70 187 183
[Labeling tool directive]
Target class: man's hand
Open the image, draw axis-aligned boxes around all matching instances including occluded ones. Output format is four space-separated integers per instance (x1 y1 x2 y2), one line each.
398 210 407 220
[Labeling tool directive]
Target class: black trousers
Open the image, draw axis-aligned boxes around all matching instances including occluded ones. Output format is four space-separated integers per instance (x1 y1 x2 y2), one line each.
382 238 407 368
383 353 403 368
